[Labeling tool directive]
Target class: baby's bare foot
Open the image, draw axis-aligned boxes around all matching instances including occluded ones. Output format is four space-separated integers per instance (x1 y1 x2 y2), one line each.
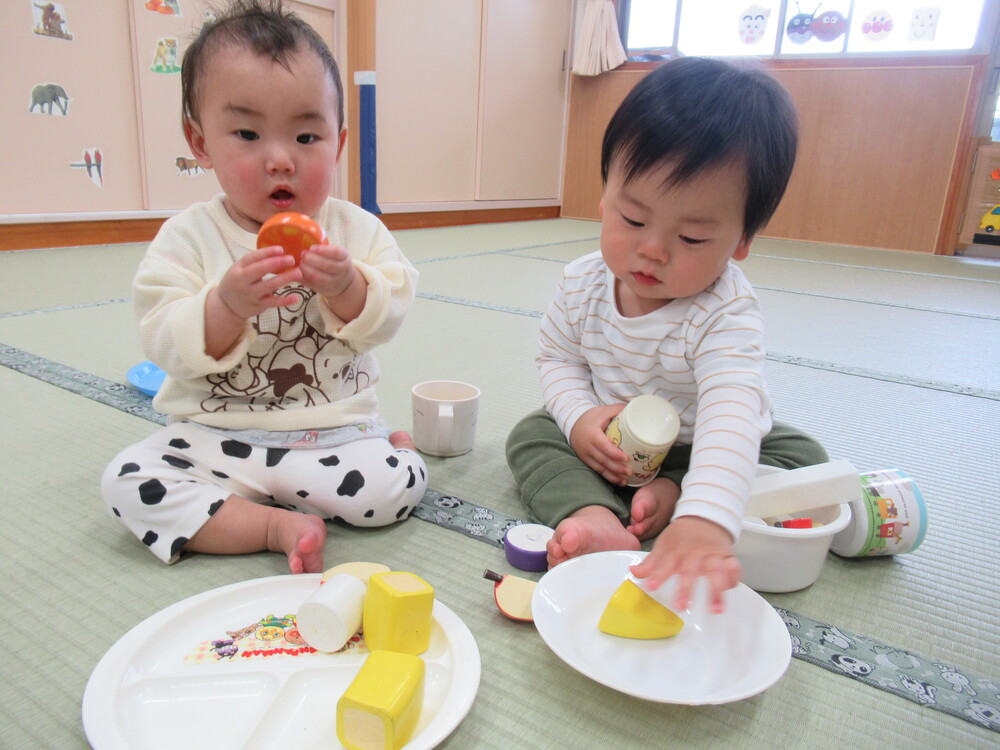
547 506 640 568
389 430 416 451
627 477 680 540
269 512 327 574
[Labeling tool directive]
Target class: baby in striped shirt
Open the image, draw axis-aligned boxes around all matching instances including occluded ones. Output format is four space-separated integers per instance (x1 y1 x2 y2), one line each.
506 57 828 613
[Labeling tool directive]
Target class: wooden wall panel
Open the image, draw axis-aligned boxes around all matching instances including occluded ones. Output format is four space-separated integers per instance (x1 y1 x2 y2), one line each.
768 63 981 254
560 58 988 255
560 71 644 221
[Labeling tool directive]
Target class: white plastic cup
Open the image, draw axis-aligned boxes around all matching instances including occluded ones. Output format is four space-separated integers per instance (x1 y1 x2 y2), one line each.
411 380 481 457
296 574 366 652
605 394 680 487
830 469 927 557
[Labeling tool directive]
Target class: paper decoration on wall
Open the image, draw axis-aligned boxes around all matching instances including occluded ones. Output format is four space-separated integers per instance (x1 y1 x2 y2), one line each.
738 6 770 45
151 38 181 73
812 10 847 42
785 2 820 44
70 148 103 187
144 0 182 15
861 11 894 41
32 2 73 40
29 83 70 115
977 204 1000 234
175 156 205 176
908 7 940 41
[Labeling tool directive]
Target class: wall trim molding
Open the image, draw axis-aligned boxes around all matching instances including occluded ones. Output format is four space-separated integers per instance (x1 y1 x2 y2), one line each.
0 206 563 251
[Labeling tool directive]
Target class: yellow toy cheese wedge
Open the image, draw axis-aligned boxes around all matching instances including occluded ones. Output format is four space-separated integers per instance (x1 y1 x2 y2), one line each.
598 579 684 639
363 571 435 655
337 650 425 750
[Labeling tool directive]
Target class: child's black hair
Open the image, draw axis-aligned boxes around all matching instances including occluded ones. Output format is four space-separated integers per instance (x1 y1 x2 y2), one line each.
181 0 344 130
600 57 798 239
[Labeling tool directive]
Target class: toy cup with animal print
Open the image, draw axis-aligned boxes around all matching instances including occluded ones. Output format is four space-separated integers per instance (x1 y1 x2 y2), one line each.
605 394 680 487
411 381 481 457
830 469 927 557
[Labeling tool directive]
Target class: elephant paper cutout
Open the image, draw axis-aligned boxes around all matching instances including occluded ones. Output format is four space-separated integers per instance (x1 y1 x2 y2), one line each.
29 83 70 115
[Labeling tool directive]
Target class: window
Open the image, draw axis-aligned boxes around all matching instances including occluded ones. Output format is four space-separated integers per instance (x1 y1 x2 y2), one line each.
617 0 990 58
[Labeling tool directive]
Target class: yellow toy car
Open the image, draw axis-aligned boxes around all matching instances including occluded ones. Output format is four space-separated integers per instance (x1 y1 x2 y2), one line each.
978 204 1000 233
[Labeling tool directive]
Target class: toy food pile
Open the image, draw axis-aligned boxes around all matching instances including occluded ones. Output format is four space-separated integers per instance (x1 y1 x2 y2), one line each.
296 564 435 750
598 579 684 639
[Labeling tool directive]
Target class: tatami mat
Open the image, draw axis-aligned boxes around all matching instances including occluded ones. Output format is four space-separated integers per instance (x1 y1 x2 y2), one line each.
2 219 999 749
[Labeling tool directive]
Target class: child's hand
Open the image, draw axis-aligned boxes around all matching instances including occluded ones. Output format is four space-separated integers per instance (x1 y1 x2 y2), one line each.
569 404 630 484
216 245 302 319
629 517 742 614
298 244 367 322
298 243 355 297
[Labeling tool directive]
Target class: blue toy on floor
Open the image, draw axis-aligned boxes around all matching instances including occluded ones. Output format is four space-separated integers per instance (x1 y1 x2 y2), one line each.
126 361 165 397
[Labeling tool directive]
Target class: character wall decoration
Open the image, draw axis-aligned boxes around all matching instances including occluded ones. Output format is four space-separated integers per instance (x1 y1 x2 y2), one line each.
728 3 947 50
141 0 208 181
23 0 209 193
861 11 894 41
739 6 771 45
730 4 947 52
32 1 73 40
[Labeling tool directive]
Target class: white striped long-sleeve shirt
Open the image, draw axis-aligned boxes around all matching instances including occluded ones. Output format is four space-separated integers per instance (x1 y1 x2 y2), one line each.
537 251 773 541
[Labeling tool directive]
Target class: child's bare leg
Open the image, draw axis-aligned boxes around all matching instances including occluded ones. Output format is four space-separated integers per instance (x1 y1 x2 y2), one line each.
184 495 327 573
626 477 681 540
547 505 640 568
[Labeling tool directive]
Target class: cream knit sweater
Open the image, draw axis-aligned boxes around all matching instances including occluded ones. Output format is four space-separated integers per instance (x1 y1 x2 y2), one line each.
133 195 417 431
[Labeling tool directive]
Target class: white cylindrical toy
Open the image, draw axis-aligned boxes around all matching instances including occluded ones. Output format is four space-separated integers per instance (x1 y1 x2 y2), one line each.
297 574 367 652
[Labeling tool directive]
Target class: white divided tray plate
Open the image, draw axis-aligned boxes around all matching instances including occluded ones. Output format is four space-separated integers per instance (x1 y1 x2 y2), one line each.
83 575 480 749
532 550 791 704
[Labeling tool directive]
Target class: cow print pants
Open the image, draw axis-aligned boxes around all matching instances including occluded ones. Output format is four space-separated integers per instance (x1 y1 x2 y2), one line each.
101 422 428 563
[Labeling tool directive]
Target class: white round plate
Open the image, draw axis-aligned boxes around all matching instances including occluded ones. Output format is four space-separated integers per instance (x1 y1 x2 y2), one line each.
531 550 791 704
83 575 480 749
126 360 165 397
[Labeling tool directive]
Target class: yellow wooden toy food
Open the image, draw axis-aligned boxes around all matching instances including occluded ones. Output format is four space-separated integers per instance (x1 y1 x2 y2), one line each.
337 650 425 750
363 571 435 654
598 579 684 639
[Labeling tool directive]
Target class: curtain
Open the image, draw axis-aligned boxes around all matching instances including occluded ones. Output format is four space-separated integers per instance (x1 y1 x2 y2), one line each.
572 0 627 76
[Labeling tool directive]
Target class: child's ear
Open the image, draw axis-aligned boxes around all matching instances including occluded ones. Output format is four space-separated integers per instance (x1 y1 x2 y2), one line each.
184 119 212 169
732 234 753 261
335 127 348 164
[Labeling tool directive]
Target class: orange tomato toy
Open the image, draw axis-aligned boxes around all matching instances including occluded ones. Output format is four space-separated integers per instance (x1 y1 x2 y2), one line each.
257 212 328 266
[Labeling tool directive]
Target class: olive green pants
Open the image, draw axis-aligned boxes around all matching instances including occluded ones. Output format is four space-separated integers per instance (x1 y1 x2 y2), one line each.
505 407 829 528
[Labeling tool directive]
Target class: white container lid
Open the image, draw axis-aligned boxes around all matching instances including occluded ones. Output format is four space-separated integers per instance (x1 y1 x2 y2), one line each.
622 394 680 448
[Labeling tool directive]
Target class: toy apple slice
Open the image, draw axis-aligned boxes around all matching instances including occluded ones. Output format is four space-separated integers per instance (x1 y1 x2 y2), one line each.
257 211 327 266
598 579 684 639
484 569 535 622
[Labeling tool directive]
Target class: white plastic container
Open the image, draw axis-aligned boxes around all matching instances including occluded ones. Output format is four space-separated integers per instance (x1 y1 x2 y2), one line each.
605 394 680 487
733 466 852 593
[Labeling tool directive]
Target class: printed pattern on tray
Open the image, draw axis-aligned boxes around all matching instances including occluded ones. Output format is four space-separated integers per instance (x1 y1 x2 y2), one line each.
184 611 367 664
